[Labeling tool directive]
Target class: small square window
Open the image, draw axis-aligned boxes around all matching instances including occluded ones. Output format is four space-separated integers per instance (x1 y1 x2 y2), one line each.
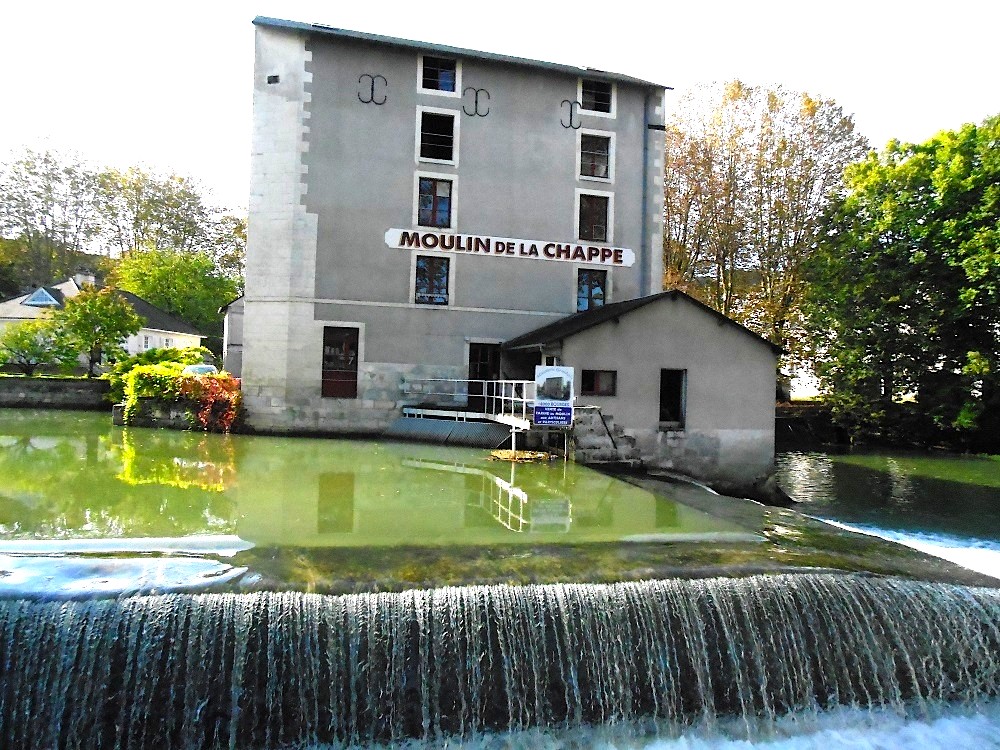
415 255 450 305
418 178 452 228
581 369 617 396
581 80 613 113
420 112 456 162
422 56 457 92
580 134 611 179
577 269 607 311
579 194 609 242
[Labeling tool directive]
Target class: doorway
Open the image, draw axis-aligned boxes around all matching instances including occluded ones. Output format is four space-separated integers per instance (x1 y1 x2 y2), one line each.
468 342 501 412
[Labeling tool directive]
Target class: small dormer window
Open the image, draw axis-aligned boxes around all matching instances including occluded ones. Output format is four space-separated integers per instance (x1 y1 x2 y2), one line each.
418 55 461 97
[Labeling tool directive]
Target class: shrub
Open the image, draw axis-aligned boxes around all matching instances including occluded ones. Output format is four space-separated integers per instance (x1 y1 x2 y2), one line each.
105 346 214 403
179 373 243 432
122 362 187 424
122 363 242 433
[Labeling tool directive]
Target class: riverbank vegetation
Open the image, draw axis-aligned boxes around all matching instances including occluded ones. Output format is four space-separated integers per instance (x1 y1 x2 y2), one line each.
665 86 997 452
0 150 244 349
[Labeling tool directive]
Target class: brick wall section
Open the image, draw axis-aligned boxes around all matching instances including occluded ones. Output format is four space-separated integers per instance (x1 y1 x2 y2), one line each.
0 378 111 410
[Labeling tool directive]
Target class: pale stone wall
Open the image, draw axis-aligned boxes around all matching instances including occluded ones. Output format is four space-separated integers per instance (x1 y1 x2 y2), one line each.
241 26 320 430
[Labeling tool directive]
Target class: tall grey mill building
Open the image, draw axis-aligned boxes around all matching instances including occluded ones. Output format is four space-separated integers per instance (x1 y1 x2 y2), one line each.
236 17 778 487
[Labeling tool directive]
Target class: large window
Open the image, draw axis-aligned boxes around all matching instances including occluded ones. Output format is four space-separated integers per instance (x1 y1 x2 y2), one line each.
577 269 607 311
420 55 458 93
578 193 610 242
419 111 456 162
581 369 617 396
580 133 611 179
322 326 359 398
580 79 614 115
659 369 686 427
414 255 450 305
417 177 452 228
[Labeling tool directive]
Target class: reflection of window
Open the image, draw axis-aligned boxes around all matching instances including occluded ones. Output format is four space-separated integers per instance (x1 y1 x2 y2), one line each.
580 134 611 179
580 79 613 113
421 56 458 92
419 111 456 162
659 369 686 427
415 255 450 305
322 326 359 398
577 269 607 311
318 473 355 533
578 193 609 241
581 369 616 396
418 177 452 228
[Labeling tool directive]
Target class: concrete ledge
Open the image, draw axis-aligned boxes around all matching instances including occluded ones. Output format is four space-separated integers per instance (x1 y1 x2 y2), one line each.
0 377 110 411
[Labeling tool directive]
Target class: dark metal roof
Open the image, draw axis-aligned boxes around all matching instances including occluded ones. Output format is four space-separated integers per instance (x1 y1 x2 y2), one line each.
253 16 670 90
115 291 203 337
502 289 782 354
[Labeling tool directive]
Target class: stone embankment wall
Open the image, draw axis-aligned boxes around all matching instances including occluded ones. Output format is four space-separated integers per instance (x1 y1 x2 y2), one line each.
0 377 110 410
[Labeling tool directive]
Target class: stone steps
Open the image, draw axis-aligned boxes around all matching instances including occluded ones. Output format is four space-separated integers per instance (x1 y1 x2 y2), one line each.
571 409 642 464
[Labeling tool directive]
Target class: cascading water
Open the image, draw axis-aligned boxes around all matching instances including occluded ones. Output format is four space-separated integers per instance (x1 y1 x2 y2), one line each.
1 573 999 748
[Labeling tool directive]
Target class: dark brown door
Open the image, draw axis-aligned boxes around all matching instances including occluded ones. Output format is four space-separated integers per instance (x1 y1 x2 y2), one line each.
468 343 501 412
321 326 359 398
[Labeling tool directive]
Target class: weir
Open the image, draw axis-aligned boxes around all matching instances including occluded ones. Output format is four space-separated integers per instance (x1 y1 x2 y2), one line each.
2 573 999 748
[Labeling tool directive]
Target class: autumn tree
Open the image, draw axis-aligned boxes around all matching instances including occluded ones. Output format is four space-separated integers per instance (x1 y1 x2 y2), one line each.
57 286 144 376
805 115 1000 446
0 148 101 287
97 167 214 255
663 81 868 370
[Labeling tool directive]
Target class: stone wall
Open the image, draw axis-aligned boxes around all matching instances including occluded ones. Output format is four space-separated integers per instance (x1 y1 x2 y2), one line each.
0 377 110 410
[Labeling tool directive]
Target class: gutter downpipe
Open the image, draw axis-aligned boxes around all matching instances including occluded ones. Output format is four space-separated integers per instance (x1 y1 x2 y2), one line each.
640 89 651 296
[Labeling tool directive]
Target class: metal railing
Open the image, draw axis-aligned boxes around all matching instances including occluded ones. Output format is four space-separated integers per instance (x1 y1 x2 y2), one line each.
404 378 536 421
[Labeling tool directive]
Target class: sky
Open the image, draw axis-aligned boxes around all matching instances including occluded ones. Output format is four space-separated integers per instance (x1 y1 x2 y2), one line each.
1 0 997 213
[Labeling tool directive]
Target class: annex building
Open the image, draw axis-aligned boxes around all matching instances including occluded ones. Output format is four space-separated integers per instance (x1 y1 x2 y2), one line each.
239 17 778 488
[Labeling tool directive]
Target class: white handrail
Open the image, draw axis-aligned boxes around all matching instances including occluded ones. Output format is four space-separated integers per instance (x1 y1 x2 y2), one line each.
404 378 537 420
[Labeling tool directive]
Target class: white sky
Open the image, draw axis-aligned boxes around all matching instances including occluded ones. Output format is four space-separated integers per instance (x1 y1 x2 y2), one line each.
2 0 997 213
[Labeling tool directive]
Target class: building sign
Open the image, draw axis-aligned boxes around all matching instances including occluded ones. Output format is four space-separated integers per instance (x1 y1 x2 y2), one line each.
533 365 574 426
385 229 635 268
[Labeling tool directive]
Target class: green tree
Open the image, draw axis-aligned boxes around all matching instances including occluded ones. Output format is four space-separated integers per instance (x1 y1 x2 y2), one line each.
0 149 101 286
805 115 1000 444
56 286 144 376
108 248 239 335
663 81 869 372
0 318 77 375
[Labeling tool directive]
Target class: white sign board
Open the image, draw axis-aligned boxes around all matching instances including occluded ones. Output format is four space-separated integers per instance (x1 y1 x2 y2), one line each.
533 365 574 426
385 228 634 268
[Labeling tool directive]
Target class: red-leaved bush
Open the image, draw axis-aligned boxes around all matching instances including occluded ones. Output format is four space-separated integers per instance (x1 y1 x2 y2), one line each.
179 374 243 432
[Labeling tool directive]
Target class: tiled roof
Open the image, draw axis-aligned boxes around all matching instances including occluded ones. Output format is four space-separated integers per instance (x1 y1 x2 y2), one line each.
502 289 782 353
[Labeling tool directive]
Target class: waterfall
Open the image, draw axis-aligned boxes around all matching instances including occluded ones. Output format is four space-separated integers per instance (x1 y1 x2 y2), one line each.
2 573 999 748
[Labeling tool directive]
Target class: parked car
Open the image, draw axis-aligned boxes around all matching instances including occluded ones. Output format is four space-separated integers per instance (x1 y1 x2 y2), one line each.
181 364 219 376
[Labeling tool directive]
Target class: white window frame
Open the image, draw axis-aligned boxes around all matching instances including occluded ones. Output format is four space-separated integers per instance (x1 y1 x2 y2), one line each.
574 188 615 243
417 53 462 98
412 170 458 231
577 78 617 119
409 250 456 307
415 105 461 167
572 265 613 311
576 128 616 184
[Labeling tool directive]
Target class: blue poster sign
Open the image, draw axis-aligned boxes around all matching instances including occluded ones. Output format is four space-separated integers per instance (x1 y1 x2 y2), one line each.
532 366 574 427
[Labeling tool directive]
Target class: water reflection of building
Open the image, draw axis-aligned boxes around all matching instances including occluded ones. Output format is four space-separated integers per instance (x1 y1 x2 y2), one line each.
228 440 724 548
405 458 572 533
